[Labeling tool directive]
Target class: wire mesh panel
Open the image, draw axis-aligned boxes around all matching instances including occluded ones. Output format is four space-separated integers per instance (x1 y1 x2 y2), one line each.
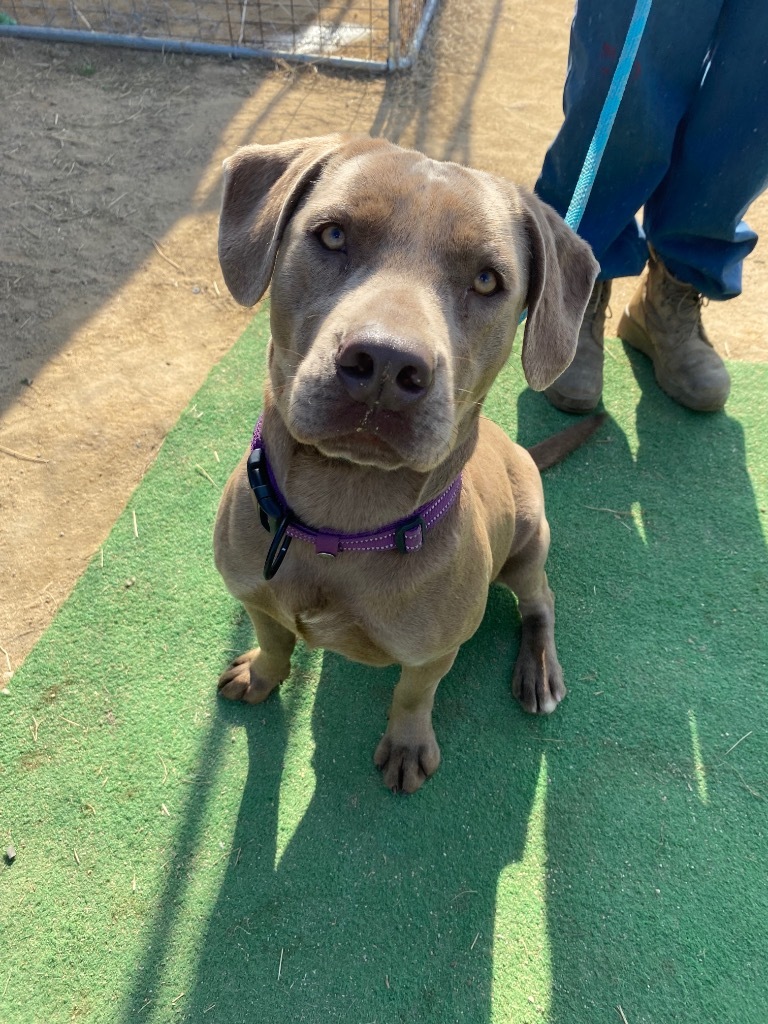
0 0 438 69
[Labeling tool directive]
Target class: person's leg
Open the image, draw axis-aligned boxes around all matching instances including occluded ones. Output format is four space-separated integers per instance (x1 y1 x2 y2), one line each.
536 0 725 412
643 0 768 299
617 1 768 412
535 0 723 279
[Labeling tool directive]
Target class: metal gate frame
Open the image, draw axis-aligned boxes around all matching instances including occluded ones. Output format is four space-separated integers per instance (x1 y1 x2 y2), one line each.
0 0 439 71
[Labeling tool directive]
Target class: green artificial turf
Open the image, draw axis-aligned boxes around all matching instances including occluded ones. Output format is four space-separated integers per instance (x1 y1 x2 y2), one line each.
1 307 767 1024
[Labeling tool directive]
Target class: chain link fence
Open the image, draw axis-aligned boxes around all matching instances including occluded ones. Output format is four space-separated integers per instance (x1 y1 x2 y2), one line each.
0 0 438 70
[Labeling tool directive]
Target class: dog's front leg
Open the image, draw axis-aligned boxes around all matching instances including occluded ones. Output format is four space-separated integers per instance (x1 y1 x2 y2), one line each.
498 530 566 715
218 603 297 704
374 650 457 794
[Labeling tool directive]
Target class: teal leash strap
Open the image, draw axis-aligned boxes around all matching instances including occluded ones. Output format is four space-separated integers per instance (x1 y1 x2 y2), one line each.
564 0 653 232
519 0 653 325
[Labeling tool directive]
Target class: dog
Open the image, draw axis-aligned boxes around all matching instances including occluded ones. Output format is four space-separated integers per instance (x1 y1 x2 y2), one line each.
213 134 599 793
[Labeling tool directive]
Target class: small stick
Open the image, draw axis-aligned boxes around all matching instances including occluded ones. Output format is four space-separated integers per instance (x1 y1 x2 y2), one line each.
721 731 752 760
451 889 478 901
583 505 633 531
150 238 182 271
2 970 10 997
277 948 284 981
131 226 182 269
61 716 85 730
30 717 40 742
195 465 216 486
161 803 170 816
158 753 169 784
617 1007 630 1024
584 504 632 516
171 992 185 1006
132 874 137 892
470 932 480 950
730 765 762 800
73 849 81 865
0 443 48 464
238 0 249 45
0 643 12 676
72 4 93 29
132 510 138 538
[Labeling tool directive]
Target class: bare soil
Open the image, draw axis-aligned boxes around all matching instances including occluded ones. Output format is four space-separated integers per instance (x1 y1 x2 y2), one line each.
1 0 766 679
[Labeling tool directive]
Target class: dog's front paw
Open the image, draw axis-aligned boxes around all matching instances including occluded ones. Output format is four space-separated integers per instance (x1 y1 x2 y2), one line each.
374 730 441 794
217 648 287 704
512 635 566 715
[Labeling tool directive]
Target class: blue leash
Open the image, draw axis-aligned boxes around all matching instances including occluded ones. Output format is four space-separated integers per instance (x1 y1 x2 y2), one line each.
564 0 653 233
520 0 653 324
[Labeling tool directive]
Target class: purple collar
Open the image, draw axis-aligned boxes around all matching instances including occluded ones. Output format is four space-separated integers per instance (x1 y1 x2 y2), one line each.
247 416 462 579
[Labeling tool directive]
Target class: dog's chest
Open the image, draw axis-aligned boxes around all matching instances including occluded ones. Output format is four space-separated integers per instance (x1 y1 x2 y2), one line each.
291 603 391 666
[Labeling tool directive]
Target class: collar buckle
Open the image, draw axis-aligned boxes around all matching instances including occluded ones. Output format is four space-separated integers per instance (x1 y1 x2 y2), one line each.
395 515 425 554
246 446 283 523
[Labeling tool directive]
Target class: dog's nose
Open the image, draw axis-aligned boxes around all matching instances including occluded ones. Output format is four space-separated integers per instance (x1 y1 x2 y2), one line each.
335 336 434 410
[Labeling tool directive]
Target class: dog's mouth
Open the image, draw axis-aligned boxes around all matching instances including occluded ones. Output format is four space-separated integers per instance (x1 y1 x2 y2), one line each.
288 400 447 470
319 437 398 468
309 411 413 469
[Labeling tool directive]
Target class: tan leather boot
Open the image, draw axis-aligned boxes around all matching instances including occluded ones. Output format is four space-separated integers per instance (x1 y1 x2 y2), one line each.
544 279 611 413
617 251 730 411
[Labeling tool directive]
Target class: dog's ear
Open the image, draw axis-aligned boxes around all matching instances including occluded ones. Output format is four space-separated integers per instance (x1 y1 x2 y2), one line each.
218 134 348 307
519 191 599 391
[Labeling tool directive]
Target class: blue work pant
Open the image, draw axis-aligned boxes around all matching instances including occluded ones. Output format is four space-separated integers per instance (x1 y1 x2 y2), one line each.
535 0 768 299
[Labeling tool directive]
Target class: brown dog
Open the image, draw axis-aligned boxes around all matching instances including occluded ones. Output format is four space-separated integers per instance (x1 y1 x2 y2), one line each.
214 134 599 793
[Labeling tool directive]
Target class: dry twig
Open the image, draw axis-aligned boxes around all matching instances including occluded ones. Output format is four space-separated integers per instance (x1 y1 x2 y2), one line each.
0 443 48 464
150 238 182 271
195 465 216 486
0 643 12 677
720 731 752 760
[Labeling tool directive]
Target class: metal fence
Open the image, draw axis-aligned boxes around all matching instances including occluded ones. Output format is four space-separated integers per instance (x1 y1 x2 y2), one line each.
0 0 439 70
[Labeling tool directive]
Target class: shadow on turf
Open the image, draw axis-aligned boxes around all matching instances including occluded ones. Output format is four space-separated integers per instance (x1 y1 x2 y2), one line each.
182 590 547 1021
120 347 767 1022
519 346 768 1021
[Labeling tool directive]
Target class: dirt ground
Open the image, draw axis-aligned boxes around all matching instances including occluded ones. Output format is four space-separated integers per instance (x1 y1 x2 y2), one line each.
1 0 767 680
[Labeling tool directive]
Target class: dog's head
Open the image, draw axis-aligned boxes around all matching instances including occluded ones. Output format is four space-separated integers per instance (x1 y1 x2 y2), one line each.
219 134 598 472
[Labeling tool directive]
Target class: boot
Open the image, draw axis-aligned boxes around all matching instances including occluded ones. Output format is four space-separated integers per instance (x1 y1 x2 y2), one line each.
617 251 730 411
544 279 611 413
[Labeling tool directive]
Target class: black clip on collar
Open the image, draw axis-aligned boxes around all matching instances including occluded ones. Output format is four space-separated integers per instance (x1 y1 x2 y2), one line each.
246 446 293 580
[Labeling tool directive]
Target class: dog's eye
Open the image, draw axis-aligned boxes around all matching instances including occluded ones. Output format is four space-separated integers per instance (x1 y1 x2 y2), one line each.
473 269 501 296
319 224 346 251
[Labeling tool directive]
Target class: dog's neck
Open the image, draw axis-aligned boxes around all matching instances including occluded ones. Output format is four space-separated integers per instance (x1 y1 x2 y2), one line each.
260 390 477 535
